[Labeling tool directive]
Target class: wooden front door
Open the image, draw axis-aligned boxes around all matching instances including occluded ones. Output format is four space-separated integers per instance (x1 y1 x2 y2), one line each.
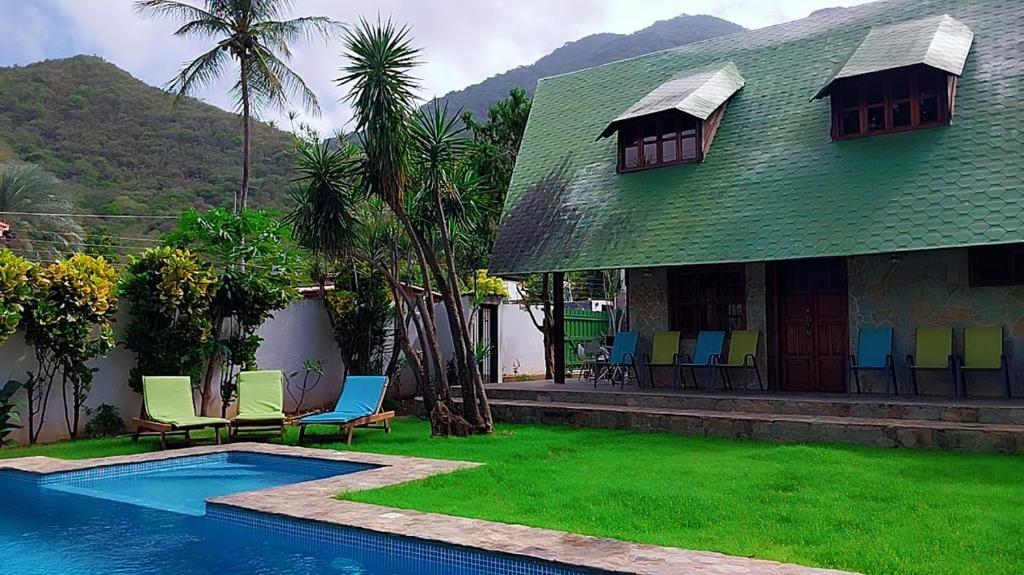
777 258 848 392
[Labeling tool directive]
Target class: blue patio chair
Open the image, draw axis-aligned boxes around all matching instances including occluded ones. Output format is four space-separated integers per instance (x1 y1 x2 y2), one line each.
596 331 639 389
849 327 898 394
298 376 395 444
678 331 725 390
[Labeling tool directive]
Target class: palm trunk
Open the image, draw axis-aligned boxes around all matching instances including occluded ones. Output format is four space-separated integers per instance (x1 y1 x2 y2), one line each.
239 58 252 213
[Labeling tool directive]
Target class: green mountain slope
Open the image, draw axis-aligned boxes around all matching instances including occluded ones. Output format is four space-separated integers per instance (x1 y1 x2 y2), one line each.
432 14 745 121
0 55 295 237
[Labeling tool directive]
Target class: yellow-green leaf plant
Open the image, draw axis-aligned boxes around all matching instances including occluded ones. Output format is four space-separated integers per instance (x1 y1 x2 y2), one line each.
121 247 216 396
0 248 35 344
22 254 119 442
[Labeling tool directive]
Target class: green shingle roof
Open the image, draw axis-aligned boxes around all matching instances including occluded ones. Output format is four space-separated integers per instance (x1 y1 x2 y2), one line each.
814 14 974 98
490 0 1024 275
599 61 744 138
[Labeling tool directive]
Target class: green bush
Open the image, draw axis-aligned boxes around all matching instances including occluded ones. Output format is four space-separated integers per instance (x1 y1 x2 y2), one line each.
121 247 216 393
0 249 35 344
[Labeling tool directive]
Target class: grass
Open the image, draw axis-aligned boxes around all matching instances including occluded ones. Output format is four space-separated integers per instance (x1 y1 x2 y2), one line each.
3 419 1023 575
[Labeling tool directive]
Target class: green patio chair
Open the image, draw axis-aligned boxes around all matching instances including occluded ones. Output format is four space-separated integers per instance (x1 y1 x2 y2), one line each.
133 376 228 449
906 327 956 397
958 326 1012 398
230 370 287 441
717 330 763 390
644 331 681 389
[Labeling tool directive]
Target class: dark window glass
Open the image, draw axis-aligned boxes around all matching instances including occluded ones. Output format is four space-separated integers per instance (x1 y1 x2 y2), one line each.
842 109 860 135
867 106 885 131
624 145 640 168
970 244 1024 287
618 113 701 171
661 140 677 162
834 67 948 139
891 100 911 127
667 265 746 337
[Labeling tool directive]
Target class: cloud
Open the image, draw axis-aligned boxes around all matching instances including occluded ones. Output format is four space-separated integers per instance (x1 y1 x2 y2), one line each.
0 0 870 134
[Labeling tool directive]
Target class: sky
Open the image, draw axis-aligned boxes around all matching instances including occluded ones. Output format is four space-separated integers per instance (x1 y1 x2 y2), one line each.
0 0 872 135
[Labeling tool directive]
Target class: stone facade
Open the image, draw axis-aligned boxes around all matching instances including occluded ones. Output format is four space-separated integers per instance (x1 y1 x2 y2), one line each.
627 264 767 388
627 248 1024 396
849 248 1024 396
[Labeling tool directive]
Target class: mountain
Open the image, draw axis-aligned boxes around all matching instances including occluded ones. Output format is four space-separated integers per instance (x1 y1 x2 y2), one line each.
432 14 745 121
0 56 296 237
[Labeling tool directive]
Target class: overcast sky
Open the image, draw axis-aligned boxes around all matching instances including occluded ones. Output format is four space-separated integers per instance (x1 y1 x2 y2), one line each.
0 0 871 134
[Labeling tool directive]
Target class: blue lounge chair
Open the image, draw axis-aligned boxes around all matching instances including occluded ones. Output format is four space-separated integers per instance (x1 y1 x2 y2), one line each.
849 327 898 394
596 331 639 389
298 376 395 444
678 331 725 389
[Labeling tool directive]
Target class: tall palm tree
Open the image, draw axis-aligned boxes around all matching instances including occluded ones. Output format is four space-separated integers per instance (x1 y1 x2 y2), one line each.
135 0 336 211
0 163 83 262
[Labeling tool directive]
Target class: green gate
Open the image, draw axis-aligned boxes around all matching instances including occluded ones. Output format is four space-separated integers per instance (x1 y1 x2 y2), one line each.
564 308 610 369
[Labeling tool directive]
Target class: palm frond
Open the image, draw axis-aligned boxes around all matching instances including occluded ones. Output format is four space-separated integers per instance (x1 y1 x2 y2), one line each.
167 44 231 103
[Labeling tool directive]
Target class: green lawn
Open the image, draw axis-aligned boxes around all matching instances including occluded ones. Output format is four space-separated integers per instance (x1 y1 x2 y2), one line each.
3 419 1022 575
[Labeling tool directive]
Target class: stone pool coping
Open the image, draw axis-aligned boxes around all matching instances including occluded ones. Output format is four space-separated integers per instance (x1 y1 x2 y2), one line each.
0 443 858 575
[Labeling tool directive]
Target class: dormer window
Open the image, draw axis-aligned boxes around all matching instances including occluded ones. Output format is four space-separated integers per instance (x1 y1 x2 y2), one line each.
600 61 743 173
815 15 973 141
832 66 950 139
619 113 699 172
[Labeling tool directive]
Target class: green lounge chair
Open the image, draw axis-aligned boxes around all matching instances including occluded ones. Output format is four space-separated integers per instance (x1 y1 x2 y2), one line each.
230 370 286 441
298 376 394 445
717 330 763 390
644 331 681 388
959 326 1012 398
906 327 956 397
133 376 228 449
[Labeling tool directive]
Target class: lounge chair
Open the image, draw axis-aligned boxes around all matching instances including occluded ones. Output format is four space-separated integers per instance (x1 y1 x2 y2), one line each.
906 327 957 397
644 331 681 388
595 331 640 389
230 370 286 441
132 376 228 449
849 327 898 394
297 375 395 445
717 330 763 390
679 331 725 390
959 326 1012 398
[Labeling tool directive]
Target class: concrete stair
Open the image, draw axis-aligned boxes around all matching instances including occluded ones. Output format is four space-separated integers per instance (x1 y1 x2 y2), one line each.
446 384 1024 452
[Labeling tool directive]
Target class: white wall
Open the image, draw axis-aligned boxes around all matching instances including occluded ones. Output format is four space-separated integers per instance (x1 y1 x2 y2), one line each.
497 304 547 380
1 299 346 446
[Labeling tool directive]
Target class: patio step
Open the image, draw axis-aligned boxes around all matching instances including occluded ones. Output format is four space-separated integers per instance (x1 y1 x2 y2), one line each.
479 398 1024 453
483 385 1024 425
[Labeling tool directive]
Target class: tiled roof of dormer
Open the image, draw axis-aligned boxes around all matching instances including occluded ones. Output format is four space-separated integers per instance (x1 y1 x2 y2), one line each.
813 14 974 99
598 62 744 139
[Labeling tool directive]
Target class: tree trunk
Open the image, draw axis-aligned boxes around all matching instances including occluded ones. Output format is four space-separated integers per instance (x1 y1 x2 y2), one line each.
239 58 252 213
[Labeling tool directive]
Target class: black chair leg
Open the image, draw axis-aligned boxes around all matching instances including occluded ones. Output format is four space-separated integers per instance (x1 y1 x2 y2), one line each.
1004 362 1013 398
851 368 861 394
753 365 764 391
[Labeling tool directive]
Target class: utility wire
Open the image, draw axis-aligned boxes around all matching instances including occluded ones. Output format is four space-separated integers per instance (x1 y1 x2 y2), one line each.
0 210 178 220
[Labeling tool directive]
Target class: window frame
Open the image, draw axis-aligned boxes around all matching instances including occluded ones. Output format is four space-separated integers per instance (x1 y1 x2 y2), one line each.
617 111 702 173
968 244 1024 287
666 264 746 338
830 65 950 140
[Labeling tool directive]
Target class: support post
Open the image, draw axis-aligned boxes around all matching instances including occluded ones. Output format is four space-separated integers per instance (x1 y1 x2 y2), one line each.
553 271 566 384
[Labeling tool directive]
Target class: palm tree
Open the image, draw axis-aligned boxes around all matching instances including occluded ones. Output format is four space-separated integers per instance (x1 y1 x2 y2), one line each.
135 0 336 211
0 163 83 262
338 19 493 435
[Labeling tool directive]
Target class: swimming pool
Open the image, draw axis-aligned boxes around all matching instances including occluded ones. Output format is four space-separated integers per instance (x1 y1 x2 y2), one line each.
0 452 597 575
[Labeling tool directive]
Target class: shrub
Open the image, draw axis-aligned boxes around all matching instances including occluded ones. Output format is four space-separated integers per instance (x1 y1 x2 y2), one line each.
22 254 119 442
121 247 216 394
0 249 35 344
84 403 123 437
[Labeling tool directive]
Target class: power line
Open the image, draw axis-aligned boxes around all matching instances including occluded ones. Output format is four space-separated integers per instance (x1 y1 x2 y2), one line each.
0 210 178 220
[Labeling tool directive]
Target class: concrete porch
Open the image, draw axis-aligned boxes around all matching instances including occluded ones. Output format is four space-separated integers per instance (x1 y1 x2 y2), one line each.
480 380 1024 453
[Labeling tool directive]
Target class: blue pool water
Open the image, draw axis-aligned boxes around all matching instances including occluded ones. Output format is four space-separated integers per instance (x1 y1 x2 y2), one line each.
0 453 593 575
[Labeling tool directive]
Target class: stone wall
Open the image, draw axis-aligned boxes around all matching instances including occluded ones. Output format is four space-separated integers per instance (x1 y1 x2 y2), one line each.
848 248 1024 397
627 264 767 388
627 249 1024 397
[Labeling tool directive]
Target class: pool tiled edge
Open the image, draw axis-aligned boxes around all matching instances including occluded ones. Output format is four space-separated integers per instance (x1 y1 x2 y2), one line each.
0 443 858 575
